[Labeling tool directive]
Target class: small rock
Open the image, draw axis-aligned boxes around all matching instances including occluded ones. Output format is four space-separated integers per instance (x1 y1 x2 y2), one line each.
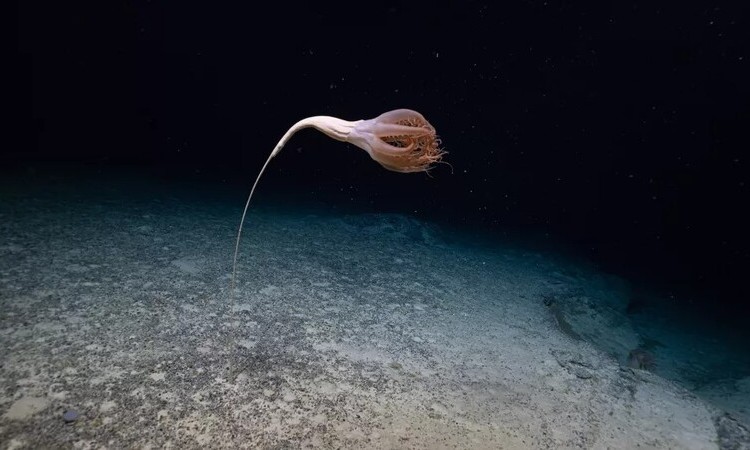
573 367 593 379
63 409 78 423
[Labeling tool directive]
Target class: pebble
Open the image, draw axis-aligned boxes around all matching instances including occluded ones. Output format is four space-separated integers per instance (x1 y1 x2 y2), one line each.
63 409 78 423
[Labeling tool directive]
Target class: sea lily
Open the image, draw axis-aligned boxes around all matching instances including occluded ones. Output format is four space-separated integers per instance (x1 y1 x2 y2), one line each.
227 108 446 376
231 108 445 298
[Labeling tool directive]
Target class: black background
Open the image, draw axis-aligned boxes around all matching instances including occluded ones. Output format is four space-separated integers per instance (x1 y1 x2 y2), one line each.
13 1 750 318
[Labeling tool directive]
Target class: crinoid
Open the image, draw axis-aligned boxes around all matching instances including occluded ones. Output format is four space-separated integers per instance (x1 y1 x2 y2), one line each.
227 109 446 376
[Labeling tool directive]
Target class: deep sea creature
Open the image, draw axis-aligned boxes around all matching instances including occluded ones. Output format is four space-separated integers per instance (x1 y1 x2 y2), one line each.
231 109 445 291
227 109 445 374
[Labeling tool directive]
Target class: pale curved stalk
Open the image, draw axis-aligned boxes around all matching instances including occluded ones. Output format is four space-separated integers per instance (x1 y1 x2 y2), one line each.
231 117 358 292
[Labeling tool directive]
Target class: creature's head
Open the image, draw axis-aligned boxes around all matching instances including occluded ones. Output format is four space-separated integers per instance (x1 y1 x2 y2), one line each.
347 109 445 173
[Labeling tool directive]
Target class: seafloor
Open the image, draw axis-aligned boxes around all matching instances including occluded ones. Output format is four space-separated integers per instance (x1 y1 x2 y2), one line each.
1 167 748 449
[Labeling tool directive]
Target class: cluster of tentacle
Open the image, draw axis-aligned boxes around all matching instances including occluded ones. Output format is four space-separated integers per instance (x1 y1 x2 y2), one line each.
378 117 446 173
